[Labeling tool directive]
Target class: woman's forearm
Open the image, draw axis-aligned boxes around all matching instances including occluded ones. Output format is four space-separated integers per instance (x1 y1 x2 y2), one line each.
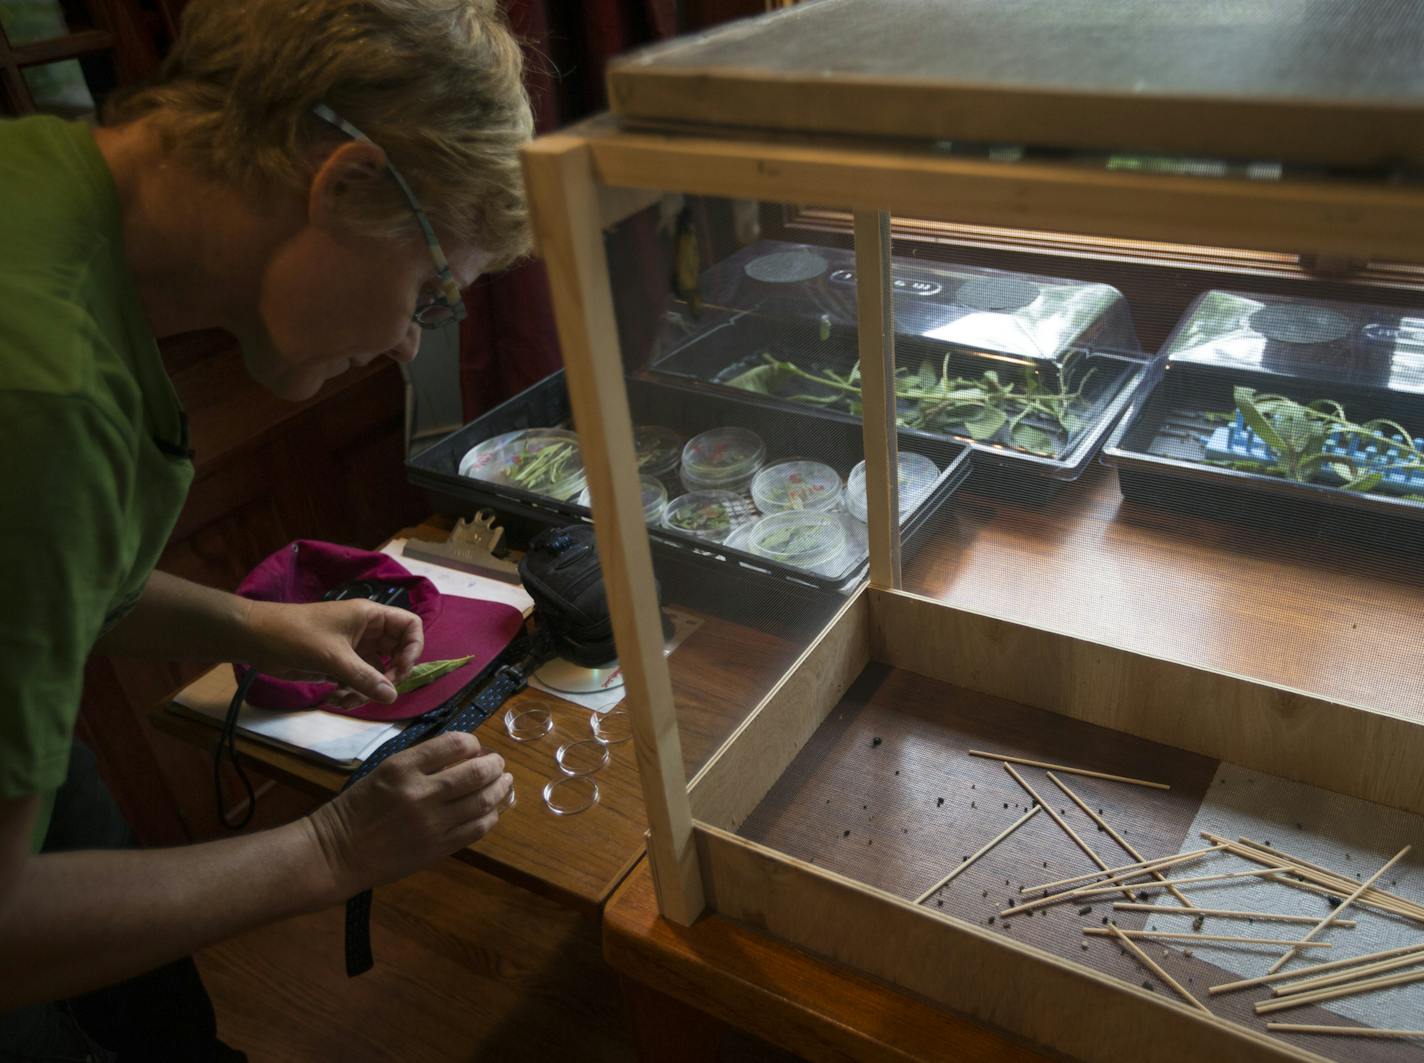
0 801 344 1008
91 570 262 662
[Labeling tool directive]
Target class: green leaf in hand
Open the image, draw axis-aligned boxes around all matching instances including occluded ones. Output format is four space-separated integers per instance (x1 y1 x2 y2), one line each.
395 655 474 694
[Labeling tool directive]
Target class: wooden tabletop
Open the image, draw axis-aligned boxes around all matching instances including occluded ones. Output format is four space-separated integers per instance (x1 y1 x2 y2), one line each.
151 520 806 914
905 461 1424 720
603 855 1051 1063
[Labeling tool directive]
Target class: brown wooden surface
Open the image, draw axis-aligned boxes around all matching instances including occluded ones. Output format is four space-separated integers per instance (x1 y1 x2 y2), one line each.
608 0 1424 168
604 854 1054 1063
731 662 1408 1062
198 855 635 1063
904 462 1424 721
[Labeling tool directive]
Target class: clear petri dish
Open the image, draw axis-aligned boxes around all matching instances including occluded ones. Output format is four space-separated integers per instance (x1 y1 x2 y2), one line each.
543 775 599 816
463 429 586 501
590 707 632 745
634 425 684 479
578 474 668 525
496 783 517 812
845 453 940 523
679 427 766 493
504 702 554 743
662 489 757 543
747 510 848 574
751 459 843 515
556 738 611 777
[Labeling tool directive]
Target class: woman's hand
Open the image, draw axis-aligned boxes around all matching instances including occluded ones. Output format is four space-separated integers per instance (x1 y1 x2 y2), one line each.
242 598 424 707
305 731 513 895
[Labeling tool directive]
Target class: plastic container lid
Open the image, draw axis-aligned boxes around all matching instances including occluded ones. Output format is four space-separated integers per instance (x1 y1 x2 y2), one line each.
578 474 667 525
751 459 843 515
662 490 756 543
459 428 585 501
634 425 684 478
845 452 940 523
680 427 766 490
747 510 848 572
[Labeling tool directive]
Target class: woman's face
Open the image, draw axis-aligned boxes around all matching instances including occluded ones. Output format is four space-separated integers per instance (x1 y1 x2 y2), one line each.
242 220 487 402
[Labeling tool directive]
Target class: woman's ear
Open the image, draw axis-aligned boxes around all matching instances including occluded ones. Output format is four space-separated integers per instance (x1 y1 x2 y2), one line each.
309 139 388 229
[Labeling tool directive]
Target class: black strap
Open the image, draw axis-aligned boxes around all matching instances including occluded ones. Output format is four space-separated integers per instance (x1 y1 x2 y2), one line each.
214 671 258 831
341 628 557 977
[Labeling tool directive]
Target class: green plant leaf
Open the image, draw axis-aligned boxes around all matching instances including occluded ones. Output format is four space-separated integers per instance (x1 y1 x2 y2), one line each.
395 655 474 694
1342 471 1384 492
1233 387 1287 454
725 364 781 394
1011 422 1057 455
918 358 938 389
962 405 1007 440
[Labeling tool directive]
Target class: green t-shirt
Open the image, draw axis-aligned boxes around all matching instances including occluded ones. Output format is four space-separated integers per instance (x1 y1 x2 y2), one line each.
0 117 193 849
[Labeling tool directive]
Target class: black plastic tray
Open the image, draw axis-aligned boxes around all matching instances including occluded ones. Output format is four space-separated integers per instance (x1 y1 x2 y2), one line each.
645 313 1153 503
1101 361 1424 550
407 372 973 596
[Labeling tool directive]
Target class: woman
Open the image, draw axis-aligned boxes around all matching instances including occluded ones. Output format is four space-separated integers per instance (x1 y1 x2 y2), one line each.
0 0 533 1056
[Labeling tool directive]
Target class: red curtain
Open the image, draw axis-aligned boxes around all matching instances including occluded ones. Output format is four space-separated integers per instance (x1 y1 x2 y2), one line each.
458 0 676 419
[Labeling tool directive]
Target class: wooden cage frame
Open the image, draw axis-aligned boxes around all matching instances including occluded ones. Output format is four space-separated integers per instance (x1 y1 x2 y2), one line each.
521 116 1424 1063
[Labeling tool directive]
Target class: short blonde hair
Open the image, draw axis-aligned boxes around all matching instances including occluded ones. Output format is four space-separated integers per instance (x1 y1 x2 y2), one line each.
107 0 534 271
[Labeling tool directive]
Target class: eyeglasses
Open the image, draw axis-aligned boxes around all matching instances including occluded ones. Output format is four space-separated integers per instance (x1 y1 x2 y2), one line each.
311 102 468 330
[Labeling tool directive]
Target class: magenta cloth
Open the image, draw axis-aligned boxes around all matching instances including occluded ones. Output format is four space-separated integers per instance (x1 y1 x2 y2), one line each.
232 540 524 721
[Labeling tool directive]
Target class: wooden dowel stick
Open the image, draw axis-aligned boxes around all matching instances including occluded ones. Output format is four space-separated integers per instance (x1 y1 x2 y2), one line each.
1002 867 1286 918
1210 942 1424 996
1048 771 1195 908
1276 951 1424 996
1003 763 1133 899
1112 904 1356 927
1203 833 1424 923
1085 928 1331 948
1023 845 1224 894
1266 845 1409 975
1263 873 1418 920
1107 924 1210 1015
913 806 1040 905
1256 967 1424 1014
1266 1024 1424 1038
1237 839 1424 920
970 750 1169 790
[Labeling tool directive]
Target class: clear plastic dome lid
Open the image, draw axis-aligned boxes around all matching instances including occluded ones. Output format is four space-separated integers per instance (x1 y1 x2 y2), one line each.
1163 289 1424 392
654 240 1139 380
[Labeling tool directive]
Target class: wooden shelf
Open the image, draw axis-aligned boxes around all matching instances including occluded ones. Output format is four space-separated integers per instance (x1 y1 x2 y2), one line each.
904 463 1424 722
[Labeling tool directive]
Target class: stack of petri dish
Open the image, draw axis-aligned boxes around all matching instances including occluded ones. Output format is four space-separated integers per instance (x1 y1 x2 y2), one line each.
844 452 940 523
634 425 684 487
679 427 766 494
577 474 668 525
